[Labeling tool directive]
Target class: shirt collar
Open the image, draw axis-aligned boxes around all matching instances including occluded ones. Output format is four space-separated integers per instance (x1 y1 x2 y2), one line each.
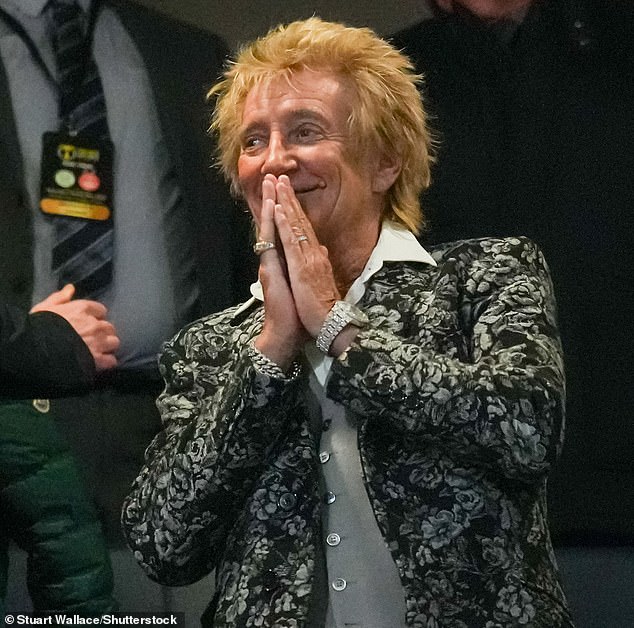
0 0 49 17
0 0 91 18
248 220 436 304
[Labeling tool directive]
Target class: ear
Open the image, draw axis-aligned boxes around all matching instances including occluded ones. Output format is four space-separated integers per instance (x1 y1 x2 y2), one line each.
371 149 402 195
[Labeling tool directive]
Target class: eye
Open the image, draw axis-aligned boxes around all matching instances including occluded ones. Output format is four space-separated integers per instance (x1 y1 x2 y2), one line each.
292 124 323 143
241 135 266 153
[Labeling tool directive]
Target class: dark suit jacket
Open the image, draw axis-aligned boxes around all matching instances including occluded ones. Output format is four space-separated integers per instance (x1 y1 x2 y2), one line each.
0 0 254 316
392 0 634 544
0 303 95 398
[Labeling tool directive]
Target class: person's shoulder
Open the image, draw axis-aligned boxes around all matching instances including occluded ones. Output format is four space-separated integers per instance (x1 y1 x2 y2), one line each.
165 299 262 351
104 0 228 55
429 235 545 268
425 237 553 304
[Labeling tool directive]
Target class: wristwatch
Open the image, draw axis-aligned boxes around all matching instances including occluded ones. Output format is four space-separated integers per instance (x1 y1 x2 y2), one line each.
316 301 369 355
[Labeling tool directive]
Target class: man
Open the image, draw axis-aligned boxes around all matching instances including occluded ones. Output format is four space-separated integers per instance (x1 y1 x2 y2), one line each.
123 18 573 627
391 0 634 550
0 0 250 553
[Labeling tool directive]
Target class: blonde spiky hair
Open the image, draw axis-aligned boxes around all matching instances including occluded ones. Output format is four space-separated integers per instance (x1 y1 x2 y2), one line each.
209 17 434 233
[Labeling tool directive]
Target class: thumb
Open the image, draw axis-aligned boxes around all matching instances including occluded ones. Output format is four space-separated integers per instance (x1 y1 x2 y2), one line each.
34 284 75 310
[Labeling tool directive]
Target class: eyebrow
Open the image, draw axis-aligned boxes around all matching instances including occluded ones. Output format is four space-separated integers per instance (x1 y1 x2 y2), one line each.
241 108 329 137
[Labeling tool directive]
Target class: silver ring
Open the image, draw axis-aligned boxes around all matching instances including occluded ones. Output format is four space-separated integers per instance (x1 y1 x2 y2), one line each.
296 235 308 243
253 240 276 254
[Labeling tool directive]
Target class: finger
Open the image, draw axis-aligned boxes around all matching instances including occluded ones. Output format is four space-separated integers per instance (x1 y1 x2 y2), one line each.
255 175 281 261
96 319 118 337
259 197 276 242
258 174 277 235
276 176 318 243
91 333 120 356
57 283 76 302
102 332 121 353
275 175 305 223
274 202 310 268
94 353 118 371
31 284 75 311
76 300 109 319
273 194 317 253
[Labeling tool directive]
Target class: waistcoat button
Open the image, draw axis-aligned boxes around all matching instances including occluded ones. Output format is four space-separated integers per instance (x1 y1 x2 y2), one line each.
323 491 336 505
326 532 341 547
332 577 347 591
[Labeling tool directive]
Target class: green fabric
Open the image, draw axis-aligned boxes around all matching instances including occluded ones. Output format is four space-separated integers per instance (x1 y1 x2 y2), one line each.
0 400 116 613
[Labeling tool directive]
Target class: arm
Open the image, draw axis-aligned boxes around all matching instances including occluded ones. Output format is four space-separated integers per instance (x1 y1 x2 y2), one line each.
121 308 301 585
0 301 95 398
30 284 120 371
327 237 565 484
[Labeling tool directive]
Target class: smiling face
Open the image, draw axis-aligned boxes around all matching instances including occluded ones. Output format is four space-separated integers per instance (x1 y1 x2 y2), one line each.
237 69 395 249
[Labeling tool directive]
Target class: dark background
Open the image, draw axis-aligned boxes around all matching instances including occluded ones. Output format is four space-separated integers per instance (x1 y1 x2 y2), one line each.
133 0 432 49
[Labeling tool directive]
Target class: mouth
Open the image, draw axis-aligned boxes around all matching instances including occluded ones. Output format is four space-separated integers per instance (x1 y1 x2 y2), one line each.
293 182 325 195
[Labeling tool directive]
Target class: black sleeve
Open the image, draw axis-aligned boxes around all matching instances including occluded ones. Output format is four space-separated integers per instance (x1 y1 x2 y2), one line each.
0 303 95 398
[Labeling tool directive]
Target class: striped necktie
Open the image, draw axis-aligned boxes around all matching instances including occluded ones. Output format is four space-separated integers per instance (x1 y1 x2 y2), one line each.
49 0 113 298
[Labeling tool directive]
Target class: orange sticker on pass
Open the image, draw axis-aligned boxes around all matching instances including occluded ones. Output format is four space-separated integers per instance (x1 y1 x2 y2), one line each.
40 198 111 221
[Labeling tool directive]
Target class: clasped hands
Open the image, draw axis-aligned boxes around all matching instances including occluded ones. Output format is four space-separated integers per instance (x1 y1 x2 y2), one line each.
253 174 343 370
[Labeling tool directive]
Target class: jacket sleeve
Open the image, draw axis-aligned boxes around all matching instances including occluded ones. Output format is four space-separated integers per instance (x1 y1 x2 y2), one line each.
121 306 301 586
0 304 95 398
327 237 565 484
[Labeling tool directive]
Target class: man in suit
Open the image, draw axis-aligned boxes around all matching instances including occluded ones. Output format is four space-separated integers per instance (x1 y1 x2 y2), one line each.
0 0 251 587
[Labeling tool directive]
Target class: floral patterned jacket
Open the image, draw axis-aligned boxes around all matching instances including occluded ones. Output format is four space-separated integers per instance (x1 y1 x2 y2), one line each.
122 237 574 628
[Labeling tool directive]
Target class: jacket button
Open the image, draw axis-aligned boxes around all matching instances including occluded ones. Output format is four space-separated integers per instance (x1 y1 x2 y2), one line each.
278 492 297 512
262 568 279 593
323 491 336 505
32 399 50 413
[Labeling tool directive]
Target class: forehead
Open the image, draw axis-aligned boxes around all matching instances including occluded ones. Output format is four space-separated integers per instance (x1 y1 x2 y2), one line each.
240 69 353 126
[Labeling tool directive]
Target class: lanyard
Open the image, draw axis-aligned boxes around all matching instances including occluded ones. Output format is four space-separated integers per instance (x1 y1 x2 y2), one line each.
0 0 103 89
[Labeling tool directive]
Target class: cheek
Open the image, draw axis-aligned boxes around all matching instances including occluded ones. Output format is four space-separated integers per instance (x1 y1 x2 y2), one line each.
237 155 253 186
237 158 259 196
237 157 263 224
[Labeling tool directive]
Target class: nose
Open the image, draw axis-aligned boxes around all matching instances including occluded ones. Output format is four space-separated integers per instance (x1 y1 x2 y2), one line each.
261 132 297 177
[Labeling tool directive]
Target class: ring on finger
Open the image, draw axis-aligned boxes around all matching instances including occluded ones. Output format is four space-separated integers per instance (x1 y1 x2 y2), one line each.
296 235 309 243
253 240 276 254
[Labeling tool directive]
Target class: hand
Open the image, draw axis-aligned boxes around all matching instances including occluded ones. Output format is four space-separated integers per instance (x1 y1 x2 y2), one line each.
254 175 309 369
31 284 120 371
273 175 340 336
